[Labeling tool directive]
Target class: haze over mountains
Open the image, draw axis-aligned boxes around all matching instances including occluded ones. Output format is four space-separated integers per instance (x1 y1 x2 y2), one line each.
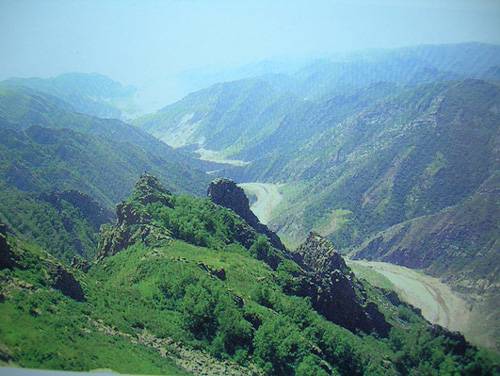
0 40 499 374
134 42 500 350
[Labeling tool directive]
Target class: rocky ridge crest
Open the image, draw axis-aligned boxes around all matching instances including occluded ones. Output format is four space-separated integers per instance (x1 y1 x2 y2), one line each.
97 174 173 260
294 232 390 336
207 178 285 251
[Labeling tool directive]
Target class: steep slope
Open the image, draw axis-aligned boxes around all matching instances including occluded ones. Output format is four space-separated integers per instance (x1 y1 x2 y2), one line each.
3 175 496 375
0 84 211 179
2 73 136 119
266 79 499 246
234 81 400 165
135 78 303 155
0 124 207 207
136 77 402 170
137 43 500 156
100 175 391 335
207 178 285 251
352 173 500 294
351 173 500 351
262 79 500 349
0 184 112 261
0 85 210 260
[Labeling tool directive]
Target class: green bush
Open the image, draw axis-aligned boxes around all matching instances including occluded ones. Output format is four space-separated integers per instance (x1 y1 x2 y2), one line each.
296 355 330 376
253 315 311 375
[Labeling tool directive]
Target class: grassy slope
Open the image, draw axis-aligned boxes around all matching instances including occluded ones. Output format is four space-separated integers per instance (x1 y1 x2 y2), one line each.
134 78 302 155
0 85 210 260
0 183 108 261
3 236 497 375
0 238 188 375
3 178 497 375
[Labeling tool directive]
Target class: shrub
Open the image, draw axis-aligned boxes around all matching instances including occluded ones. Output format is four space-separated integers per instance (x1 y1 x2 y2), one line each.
254 315 310 375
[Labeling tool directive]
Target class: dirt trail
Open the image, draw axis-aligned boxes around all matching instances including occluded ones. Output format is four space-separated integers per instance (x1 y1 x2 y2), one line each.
348 260 471 333
239 183 283 225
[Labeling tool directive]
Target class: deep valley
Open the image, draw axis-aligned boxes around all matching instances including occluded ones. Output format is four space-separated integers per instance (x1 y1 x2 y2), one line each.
0 16 499 374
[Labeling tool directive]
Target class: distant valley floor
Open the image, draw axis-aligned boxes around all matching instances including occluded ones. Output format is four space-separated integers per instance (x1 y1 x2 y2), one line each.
347 260 497 351
238 181 492 350
348 260 470 330
239 182 283 225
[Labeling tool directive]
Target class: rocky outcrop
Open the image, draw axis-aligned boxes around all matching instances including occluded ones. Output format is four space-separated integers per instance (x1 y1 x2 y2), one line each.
71 256 91 273
294 232 351 276
0 223 15 269
294 232 390 336
131 173 173 207
197 262 226 280
97 174 172 260
50 265 85 301
207 178 285 251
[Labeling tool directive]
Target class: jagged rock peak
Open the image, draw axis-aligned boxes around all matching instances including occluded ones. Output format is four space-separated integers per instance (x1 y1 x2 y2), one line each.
49 265 85 301
132 173 172 207
295 231 390 336
207 178 286 251
207 178 255 224
96 174 173 261
134 173 170 195
296 232 350 276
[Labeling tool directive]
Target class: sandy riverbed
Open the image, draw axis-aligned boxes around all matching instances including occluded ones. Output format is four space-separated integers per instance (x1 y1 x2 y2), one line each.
348 260 471 333
239 182 283 225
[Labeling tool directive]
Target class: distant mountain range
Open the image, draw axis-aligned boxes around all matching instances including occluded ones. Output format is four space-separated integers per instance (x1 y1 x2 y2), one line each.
134 42 500 350
1 72 137 119
0 84 209 260
0 42 499 371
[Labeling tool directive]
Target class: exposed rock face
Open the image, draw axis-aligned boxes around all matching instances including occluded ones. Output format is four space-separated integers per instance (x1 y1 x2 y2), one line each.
50 265 85 301
294 232 390 336
131 173 173 207
97 174 172 260
0 223 15 269
71 256 91 273
207 178 285 251
197 262 226 280
295 232 351 276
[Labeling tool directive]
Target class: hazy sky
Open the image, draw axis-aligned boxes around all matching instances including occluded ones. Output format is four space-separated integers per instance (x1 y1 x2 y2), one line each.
1 0 500 102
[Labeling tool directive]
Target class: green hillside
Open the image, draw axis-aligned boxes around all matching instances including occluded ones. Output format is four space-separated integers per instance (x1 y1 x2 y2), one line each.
133 54 500 356
0 184 112 261
1 73 136 119
1 175 496 375
268 79 499 244
135 78 304 155
1 42 499 374
0 86 210 260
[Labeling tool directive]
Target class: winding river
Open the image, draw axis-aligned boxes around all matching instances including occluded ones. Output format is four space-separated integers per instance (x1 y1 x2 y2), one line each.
238 181 471 335
238 182 283 225
347 260 470 332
